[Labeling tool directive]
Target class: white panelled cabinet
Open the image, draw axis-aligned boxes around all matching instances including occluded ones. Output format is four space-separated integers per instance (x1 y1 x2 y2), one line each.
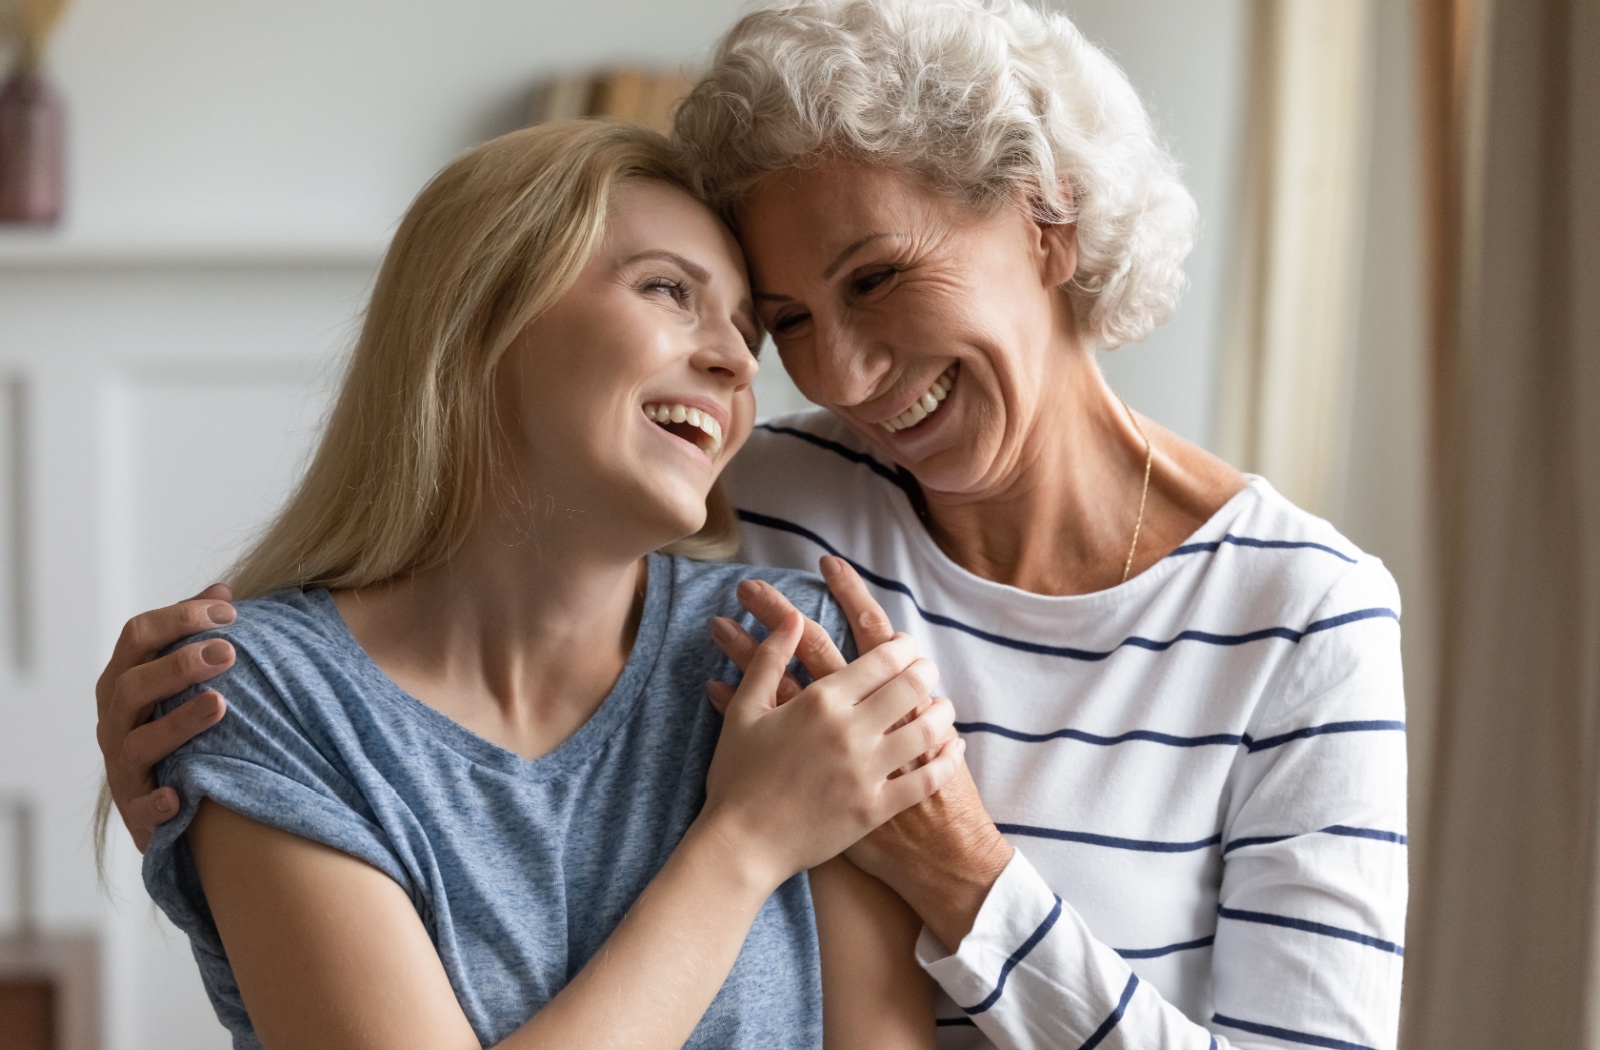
1 250 376 1050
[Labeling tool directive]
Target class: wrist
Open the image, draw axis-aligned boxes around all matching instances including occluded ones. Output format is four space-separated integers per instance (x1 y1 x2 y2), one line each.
881 826 1014 952
680 814 794 901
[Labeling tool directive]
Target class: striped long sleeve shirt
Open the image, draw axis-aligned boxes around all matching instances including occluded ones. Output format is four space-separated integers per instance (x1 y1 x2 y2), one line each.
722 411 1407 1050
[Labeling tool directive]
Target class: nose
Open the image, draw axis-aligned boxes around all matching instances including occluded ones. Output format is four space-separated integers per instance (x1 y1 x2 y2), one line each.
808 316 892 409
695 318 759 390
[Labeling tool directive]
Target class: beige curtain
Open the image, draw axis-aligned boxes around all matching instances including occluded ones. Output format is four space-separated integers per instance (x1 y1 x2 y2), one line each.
1218 0 1373 518
1402 0 1600 1045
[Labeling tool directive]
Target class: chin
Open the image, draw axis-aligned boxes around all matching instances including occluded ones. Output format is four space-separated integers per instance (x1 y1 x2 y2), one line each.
888 437 996 498
639 493 710 549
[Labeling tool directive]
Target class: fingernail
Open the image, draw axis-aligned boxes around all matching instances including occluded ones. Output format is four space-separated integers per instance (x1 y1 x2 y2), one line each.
207 603 236 625
201 640 231 665
736 579 759 597
710 617 737 643
155 794 175 815
198 691 223 715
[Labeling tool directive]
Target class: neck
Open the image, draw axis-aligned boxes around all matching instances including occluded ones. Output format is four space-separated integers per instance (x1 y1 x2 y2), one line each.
334 509 654 759
920 343 1154 596
918 328 1249 595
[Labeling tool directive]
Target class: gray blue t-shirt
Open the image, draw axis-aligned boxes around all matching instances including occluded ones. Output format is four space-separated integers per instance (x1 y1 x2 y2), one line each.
142 553 850 1049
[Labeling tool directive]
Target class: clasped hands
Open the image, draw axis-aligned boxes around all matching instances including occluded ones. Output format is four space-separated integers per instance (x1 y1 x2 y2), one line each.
707 557 1013 949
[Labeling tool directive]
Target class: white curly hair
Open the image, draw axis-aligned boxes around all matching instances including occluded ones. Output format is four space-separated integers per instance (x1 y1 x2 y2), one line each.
673 0 1198 349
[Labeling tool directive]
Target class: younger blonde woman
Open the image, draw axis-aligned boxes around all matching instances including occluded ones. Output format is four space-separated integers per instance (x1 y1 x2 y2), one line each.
135 119 961 1050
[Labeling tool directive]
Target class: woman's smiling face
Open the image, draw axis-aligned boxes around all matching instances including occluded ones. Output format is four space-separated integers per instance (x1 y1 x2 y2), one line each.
499 178 760 549
739 159 1080 500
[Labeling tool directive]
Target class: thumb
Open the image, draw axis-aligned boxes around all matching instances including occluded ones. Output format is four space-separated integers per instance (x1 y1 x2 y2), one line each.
727 611 802 721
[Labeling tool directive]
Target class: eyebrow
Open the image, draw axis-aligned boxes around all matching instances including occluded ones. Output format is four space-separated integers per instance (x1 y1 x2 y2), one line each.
626 248 759 339
623 249 711 284
754 232 902 304
823 232 896 279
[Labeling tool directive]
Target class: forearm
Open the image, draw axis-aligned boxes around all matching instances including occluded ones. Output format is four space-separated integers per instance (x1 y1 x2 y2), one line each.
848 771 1014 952
811 857 935 1050
501 820 780 1050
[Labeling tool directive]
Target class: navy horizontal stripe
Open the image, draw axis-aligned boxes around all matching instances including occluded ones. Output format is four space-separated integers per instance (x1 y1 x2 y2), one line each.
956 720 1245 748
753 423 917 496
959 718 1406 755
1080 973 1140 1050
961 895 1063 1015
1222 832 1295 853
999 823 1222 854
1169 533 1358 564
736 510 1399 660
1115 934 1215 959
935 1018 977 1027
1324 824 1407 845
1218 905 1404 956
1223 824 1409 855
1245 718 1406 752
757 425 1365 569
1213 1013 1377 1050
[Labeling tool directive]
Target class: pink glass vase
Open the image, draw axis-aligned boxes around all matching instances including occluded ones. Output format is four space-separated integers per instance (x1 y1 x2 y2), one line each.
0 71 65 226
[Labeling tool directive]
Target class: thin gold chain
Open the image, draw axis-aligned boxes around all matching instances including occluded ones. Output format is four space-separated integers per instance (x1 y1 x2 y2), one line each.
1118 395 1153 584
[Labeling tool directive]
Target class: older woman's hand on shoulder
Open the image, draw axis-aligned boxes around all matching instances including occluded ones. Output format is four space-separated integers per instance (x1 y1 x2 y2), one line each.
95 583 236 852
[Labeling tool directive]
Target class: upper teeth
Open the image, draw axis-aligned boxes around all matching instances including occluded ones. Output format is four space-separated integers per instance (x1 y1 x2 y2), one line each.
645 402 724 455
881 365 957 432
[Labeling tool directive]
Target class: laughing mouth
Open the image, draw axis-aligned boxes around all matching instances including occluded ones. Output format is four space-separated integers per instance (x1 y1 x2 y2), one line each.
880 364 958 433
645 402 724 457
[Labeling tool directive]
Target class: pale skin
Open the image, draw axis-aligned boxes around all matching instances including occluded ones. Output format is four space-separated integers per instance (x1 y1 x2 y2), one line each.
98 159 1245 977
106 179 967 1050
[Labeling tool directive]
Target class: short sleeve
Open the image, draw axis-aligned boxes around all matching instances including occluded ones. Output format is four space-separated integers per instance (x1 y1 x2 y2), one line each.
141 640 412 985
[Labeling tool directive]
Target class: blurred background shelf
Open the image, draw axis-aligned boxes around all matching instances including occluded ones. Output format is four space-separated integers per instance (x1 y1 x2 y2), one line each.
0 933 98 1050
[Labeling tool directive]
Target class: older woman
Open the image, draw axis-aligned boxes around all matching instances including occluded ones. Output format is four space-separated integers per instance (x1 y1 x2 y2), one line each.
97 2 1405 1049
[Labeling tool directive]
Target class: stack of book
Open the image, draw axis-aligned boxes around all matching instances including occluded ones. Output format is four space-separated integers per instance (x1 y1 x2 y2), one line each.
529 69 699 135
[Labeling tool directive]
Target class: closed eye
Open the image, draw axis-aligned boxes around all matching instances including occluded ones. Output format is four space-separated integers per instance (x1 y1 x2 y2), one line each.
770 310 811 336
641 277 691 306
850 268 895 296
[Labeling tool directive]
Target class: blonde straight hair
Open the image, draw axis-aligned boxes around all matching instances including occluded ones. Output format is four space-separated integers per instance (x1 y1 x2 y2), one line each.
95 120 739 873
232 119 739 601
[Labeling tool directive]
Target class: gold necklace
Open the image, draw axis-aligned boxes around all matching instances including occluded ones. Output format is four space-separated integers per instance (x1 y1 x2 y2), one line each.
1118 395 1153 584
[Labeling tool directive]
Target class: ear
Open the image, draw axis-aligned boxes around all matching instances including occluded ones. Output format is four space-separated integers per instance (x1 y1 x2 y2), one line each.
1038 219 1079 289
1030 179 1079 289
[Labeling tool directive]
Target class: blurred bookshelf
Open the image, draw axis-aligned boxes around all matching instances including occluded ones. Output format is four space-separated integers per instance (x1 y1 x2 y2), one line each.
529 68 697 134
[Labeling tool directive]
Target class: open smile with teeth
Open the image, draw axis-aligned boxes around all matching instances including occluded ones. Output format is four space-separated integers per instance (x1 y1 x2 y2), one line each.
645 402 724 458
880 364 958 433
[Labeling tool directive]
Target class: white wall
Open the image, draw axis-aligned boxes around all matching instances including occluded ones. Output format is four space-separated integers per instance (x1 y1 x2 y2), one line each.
1068 0 1249 446
0 3 1248 1048
16 0 1249 440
